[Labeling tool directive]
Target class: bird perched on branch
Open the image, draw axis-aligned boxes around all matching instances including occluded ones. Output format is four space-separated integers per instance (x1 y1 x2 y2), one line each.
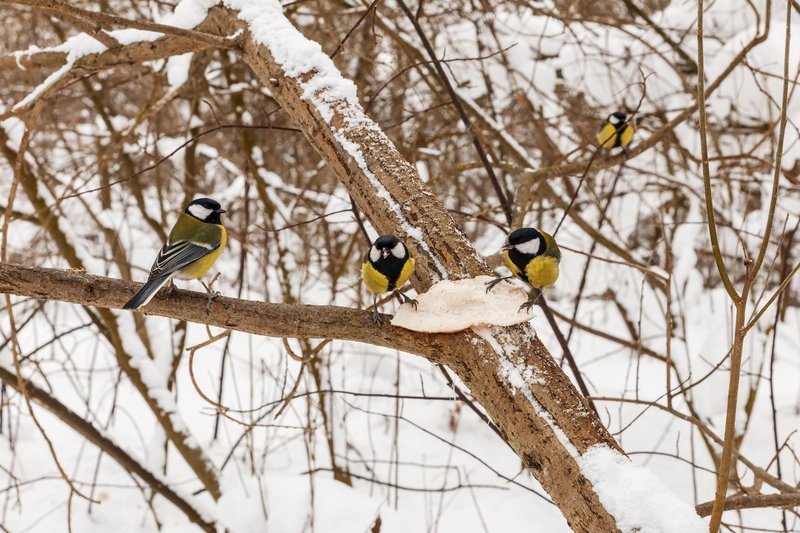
362 235 417 325
486 227 561 312
123 197 227 311
597 111 634 154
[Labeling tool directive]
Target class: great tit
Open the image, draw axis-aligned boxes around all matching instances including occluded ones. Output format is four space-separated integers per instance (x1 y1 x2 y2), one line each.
123 197 227 310
486 227 561 312
361 235 417 324
597 111 634 153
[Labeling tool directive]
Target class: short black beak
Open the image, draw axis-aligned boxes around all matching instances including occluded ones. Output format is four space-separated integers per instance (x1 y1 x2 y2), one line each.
217 209 226 214
501 243 513 251
381 248 390 258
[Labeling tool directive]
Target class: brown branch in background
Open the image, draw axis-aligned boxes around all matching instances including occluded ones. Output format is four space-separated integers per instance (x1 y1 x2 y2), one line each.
620 0 697 72
395 0 512 226
749 4 792 281
0 365 216 532
535 291 597 416
706 0 785 529
696 493 800 517
3 0 233 48
696 0 747 303
0 35 220 118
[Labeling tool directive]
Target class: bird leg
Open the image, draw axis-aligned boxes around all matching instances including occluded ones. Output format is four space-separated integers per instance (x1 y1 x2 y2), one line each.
518 288 544 314
371 294 383 325
394 290 418 311
166 278 177 296
485 275 514 293
200 280 221 313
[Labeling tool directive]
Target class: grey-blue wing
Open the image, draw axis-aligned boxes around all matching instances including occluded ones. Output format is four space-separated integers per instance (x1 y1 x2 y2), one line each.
148 240 219 279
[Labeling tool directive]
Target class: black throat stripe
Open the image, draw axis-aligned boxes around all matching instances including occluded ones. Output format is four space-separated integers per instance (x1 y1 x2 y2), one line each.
370 255 407 290
507 249 533 283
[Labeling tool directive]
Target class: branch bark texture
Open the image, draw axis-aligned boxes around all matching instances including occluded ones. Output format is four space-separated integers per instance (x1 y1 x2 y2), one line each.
2 259 620 529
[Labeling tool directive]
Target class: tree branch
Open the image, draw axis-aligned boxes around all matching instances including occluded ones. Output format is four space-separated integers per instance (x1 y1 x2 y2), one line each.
0 364 216 532
2 0 232 48
696 493 800 517
222 5 634 530
0 262 460 362
0 7 234 117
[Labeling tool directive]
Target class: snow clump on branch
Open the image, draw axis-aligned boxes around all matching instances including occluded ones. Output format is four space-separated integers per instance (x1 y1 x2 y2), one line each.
391 276 532 332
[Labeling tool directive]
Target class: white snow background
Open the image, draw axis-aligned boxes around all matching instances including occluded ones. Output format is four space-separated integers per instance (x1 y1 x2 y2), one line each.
1 0 799 531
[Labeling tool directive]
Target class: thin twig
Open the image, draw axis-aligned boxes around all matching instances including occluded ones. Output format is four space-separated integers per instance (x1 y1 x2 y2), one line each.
554 75 648 236
696 0 741 303
395 0 512 225
330 0 382 59
535 290 598 416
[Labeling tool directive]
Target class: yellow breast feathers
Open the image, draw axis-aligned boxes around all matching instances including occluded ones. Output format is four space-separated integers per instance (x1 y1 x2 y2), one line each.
361 257 414 295
395 257 415 289
179 225 227 280
362 260 390 294
525 255 560 289
597 122 633 149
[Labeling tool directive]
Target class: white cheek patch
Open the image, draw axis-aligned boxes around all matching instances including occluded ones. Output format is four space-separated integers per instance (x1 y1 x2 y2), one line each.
188 204 213 220
391 242 405 259
516 237 541 255
369 246 380 262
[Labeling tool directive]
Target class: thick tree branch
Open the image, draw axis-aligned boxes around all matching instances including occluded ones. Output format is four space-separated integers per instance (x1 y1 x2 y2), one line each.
219 5 634 530
0 262 460 361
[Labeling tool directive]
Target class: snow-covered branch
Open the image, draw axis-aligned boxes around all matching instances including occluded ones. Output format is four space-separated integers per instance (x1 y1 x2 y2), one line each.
0 3 234 117
218 2 705 530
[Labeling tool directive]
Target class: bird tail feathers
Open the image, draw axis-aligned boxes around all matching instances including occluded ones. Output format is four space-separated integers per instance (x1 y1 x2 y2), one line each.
123 275 171 310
